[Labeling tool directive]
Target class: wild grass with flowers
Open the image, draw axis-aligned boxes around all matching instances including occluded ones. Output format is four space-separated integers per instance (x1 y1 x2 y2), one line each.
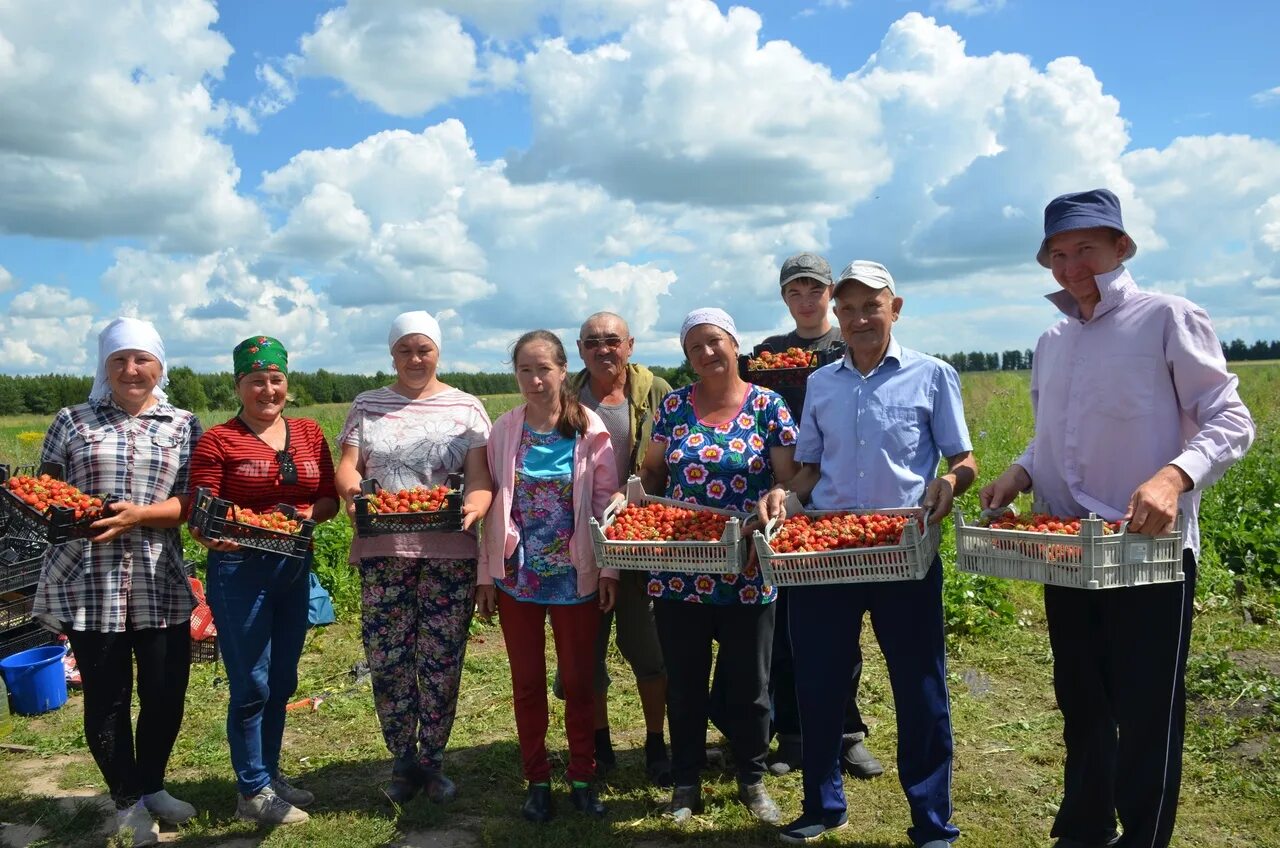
0 375 1277 847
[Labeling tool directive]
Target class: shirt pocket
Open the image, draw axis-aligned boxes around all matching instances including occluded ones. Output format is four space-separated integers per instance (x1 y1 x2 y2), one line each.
1087 355 1158 420
70 425 112 457
880 405 924 455
151 431 182 449
42 549 85 586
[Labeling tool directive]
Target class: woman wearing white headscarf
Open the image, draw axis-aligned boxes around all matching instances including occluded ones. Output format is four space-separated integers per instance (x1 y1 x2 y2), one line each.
335 311 495 805
33 317 203 846
637 308 799 824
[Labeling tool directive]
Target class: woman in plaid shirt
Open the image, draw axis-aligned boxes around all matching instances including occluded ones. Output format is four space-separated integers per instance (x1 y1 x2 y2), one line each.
34 318 203 847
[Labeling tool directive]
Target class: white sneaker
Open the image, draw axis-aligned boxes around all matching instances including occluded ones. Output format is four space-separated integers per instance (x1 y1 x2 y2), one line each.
236 786 310 825
270 774 315 808
116 801 160 846
142 789 196 824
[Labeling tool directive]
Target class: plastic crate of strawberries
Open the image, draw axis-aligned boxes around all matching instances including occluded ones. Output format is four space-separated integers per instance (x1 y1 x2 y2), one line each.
737 342 846 390
0 463 115 546
189 487 316 559
352 475 465 537
953 505 1184 589
588 477 747 574
752 493 939 586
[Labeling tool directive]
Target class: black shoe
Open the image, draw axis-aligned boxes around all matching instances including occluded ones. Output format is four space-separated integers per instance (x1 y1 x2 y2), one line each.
738 780 781 825
664 784 703 823
768 733 803 777
644 734 672 788
568 783 607 818
384 759 423 805
778 811 849 844
840 733 884 779
595 730 618 777
421 769 457 804
521 783 553 823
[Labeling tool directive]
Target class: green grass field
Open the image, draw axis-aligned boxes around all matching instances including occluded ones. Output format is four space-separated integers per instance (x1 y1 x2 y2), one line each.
0 374 1277 847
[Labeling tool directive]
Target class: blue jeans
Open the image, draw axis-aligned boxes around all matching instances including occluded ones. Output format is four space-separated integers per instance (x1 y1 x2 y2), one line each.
206 549 311 796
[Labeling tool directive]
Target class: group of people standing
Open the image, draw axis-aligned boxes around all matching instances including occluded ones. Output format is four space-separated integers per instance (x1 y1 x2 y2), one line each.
27 188 1253 848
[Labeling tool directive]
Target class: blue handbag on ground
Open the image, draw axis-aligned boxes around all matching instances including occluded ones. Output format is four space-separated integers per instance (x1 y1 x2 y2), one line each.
307 572 336 627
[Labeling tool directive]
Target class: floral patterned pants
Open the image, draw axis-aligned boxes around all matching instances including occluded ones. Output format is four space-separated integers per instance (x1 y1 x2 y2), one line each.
359 556 475 771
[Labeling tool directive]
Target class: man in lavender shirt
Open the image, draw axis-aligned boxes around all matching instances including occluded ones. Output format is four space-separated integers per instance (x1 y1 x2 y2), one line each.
981 189 1255 848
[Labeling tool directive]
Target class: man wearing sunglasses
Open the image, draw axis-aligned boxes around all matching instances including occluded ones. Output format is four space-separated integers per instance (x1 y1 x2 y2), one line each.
551 311 674 785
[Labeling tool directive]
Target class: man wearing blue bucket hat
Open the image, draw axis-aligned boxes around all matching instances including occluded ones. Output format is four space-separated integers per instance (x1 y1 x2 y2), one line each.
981 189 1255 848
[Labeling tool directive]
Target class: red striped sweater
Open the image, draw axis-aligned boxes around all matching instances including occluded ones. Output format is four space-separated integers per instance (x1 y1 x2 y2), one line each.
189 416 337 512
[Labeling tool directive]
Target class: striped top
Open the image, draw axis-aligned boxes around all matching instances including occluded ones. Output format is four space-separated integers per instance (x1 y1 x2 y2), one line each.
34 398 203 633
339 387 490 561
188 416 338 513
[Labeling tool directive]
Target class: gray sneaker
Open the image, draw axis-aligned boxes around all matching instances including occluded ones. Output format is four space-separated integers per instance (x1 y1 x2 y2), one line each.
115 802 160 846
237 786 310 825
271 774 315 808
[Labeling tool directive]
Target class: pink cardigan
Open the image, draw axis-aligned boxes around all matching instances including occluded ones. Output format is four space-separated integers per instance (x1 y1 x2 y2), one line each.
479 403 620 595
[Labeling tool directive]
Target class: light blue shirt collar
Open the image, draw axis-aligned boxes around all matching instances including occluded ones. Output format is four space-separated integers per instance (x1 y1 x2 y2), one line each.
836 335 902 377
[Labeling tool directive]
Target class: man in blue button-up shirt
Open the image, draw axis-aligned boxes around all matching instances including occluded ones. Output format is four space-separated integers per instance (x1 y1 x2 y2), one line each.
761 260 976 847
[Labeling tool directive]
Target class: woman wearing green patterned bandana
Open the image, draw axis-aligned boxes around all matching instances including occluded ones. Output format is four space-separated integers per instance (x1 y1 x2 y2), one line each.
189 335 339 826
232 336 289 381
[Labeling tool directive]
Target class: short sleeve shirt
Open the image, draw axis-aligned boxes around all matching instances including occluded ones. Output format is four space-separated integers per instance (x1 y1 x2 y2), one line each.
646 384 797 605
339 387 491 561
796 338 972 511
757 327 844 425
33 399 202 633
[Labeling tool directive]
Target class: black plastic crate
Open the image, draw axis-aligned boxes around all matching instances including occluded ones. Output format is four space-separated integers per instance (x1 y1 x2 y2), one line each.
352 475 465 538
191 636 219 664
737 341 846 389
0 621 58 660
0 587 36 632
0 542 46 595
0 463 115 546
188 488 315 559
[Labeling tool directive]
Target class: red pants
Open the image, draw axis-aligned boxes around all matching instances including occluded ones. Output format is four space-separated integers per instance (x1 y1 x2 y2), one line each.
497 592 601 782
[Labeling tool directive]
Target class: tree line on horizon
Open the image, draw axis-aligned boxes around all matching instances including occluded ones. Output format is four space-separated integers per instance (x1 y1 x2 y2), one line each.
1 338 1277 417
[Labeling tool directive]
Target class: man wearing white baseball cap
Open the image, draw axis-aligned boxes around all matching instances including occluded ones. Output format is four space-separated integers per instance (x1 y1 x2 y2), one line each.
760 259 975 846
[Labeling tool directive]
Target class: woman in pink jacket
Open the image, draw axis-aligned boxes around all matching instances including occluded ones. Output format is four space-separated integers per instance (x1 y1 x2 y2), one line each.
477 329 619 824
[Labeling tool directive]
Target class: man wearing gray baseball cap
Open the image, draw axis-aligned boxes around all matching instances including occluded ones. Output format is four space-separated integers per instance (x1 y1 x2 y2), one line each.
760 258 975 846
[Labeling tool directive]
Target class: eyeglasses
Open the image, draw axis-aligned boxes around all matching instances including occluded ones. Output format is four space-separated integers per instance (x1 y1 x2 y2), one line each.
276 450 298 486
582 336 625 350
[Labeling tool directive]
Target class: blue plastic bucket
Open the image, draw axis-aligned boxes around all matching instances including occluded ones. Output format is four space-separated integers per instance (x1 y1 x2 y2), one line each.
0 643 69 715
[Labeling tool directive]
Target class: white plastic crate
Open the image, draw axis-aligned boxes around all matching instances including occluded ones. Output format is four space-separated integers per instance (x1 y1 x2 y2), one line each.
752 494 939 586
588 476 748 575
953 507 1184 589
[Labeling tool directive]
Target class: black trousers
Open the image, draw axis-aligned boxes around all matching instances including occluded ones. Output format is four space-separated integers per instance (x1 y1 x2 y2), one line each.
1044 551 1196 848
654 598 775 786
68 623 191 809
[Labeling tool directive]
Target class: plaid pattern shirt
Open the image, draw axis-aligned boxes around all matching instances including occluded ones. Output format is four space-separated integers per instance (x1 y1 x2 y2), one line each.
33 398 203 633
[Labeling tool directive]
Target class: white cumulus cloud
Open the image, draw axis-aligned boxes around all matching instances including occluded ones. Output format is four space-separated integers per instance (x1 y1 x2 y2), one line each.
0 0 264 252
293 1 478 117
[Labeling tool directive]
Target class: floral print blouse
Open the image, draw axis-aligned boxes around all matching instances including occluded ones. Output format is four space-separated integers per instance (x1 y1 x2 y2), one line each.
647 384 797 605
497 426 588 605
